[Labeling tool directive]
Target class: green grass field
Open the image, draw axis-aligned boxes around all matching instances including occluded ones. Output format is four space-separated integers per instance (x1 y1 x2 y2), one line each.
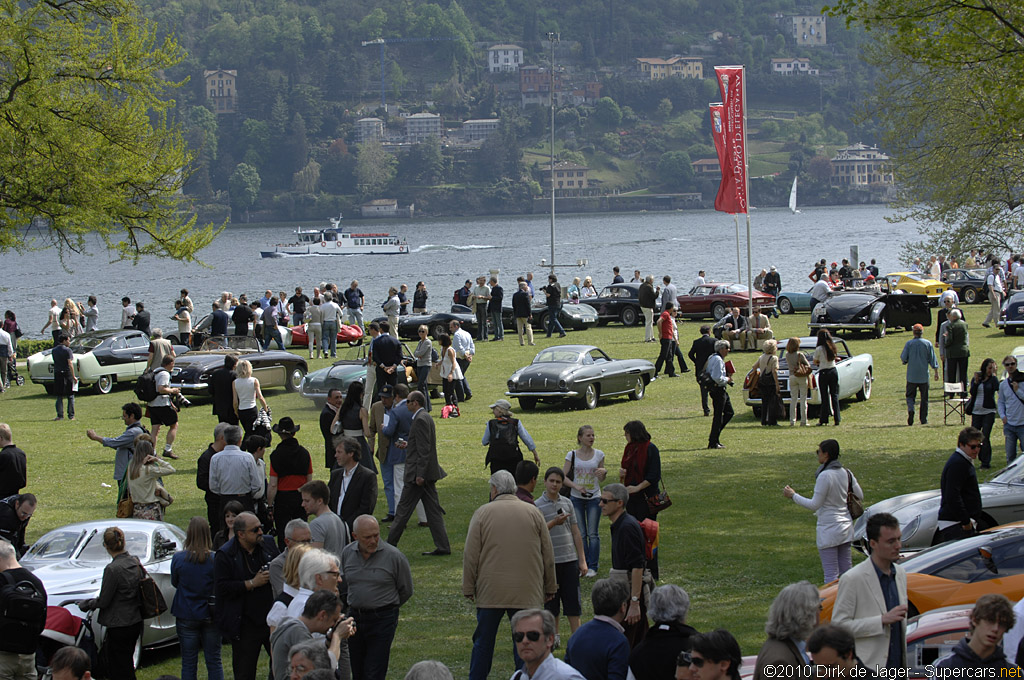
6 308 1021 679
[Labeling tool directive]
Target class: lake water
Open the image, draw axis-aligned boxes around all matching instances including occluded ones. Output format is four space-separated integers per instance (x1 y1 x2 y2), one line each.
4 204 919 335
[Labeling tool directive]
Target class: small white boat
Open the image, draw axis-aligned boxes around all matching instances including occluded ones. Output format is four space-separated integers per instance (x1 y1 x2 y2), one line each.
789 176 801 214
261 215 410 258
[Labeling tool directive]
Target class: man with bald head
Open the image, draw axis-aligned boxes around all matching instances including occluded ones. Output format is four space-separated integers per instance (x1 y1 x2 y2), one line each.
214 511 279 680
341 515 413 680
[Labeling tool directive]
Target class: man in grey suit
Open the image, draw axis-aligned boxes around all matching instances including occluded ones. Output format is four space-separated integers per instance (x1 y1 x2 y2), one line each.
831 512 908 670
386 390 451 555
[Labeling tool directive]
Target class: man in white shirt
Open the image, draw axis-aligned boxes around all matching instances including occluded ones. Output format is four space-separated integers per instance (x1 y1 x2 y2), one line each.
0 326 12 392
209 424 263 514
693 270 706 289
148 354 181 459
41 299 61 341
82 296 99 332
450 320 475 401
173 304 192 345
509 609 585 680
119 296 135 329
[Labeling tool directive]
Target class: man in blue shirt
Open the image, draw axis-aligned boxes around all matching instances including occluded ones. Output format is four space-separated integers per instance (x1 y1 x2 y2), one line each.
86 402 146 504
706 340 733 450
565 578 631 680
344 280 365 327
900 323 940 426
998 356 1024 464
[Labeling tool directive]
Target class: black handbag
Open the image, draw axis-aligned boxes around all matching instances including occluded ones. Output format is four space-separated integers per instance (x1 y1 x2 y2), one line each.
646 479 672 514
560 451 575 498
137 560 168 619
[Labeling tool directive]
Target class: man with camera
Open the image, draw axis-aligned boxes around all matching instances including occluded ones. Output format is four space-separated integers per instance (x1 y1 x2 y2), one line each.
148 354 181 459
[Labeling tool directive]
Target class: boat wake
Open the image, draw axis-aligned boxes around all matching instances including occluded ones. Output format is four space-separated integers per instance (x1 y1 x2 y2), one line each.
412 244 499 253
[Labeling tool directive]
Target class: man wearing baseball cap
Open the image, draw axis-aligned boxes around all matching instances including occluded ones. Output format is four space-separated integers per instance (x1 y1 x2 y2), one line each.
900 323 940 426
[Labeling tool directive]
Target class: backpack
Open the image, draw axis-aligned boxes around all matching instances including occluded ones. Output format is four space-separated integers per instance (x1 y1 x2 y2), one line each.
134 368 164 402
0 571 47 654
453 288 462 304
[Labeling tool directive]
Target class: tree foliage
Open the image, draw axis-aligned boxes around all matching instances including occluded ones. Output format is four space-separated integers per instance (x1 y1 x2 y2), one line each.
825 0 1024 257
0 0 218 261
355 142 397 198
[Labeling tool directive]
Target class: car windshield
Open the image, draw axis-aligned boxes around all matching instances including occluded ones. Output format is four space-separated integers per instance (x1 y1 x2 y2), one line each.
69 336 105 353
532 349 582 364
77 530 151 563
200 336 261 351
901 525 1024 579
990 460 1024 485
903 273 925 281
721 284 748 294
24 529 86 561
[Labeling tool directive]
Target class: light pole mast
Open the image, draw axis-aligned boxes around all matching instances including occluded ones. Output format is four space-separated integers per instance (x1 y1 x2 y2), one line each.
547 32 559 278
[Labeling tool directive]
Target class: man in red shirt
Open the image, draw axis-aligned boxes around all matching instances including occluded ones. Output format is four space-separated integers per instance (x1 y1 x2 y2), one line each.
654 302 677 379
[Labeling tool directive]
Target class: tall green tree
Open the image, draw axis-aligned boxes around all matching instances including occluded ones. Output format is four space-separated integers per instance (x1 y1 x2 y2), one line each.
356 142 396 198
0 0 217 261
229 163 261 220
825 0 1024 256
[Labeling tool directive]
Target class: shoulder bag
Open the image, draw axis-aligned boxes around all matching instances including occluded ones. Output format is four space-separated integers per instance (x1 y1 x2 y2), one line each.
560 451 575 498
646 479 672 515
846 469 864 519
792 354 813 377
116 478 134 519
137 559 168 619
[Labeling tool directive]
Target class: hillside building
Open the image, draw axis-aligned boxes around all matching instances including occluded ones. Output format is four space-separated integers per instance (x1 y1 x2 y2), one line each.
789 15 827 46
771 58 818 76
405 112 443 143
830 143 894 187
520 65 565 107
461 119 500 142
634 56 704 80
487 44 525 73
204 69 238 114
540 162 590 195
354 117 384 145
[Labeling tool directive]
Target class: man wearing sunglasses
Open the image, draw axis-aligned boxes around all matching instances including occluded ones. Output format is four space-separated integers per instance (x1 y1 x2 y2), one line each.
935 427 985 546
998 356 1024 464
510 609 585 680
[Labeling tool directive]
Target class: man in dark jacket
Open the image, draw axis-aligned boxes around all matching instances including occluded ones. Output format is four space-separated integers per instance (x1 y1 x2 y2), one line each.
208 355 238 425
936 594 1015 672
565 578 631 680
214 512 278 680
688 325 718 416
512 281 535 346
209 301 230 337
329 437 379 532
231 295 253 337
320 388 343 469
488 276 504 341
0 424 27 499
0 493 35 557
934 426 985 545
0 539 47 675
639 275 659 343
543 275 566 338
131 302 151 336
763 266 781 318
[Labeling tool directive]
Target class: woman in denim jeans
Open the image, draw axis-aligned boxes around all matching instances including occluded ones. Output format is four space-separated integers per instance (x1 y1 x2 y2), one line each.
171 517 223 680
561 425 606 577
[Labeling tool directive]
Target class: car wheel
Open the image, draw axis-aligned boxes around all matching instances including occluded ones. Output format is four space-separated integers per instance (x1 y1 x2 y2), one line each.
348 336 363 347
518 396 537 411
538 312 550 330
711 302 727 320
1006 326 1018 336
963 287 977 304
856 368 872 401
778 297 793 314
287 366 306 392
628 376 645 400
95 374 113 395
581 383 599 410
620 307 638 326
430 323 446 339
873 319 886 339
166 335 180 345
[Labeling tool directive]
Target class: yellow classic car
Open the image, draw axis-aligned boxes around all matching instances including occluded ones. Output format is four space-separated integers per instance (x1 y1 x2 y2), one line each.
884 272 950 304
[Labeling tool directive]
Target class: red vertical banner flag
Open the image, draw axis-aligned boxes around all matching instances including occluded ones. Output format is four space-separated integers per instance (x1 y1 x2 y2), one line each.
712 66 749 215
709 104 731 208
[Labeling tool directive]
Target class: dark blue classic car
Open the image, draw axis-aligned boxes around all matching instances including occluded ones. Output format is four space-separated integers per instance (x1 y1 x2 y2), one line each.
372 306 477 340
505 344 655 411
588 283 645 326
809 292 931 338
999 291 1024 335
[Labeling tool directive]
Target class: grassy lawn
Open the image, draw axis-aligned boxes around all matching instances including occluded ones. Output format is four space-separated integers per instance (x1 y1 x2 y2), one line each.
6 308 1020 678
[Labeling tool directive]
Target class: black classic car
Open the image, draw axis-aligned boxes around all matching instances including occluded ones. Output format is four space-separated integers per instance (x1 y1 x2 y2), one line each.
809 291 931 338
371 306 477 340
999 291 1024 335
499 301 599 332
299 344 442 408
587 283 645 326
168 336 308 396
941 268 989 304
505 344 656 410
26 329 190 394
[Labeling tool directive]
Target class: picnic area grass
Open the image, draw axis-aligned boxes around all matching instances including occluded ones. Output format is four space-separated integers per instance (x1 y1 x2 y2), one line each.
5 307 1021 678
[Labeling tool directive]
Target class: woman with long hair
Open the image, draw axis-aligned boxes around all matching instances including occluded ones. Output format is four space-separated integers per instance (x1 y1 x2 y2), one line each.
127 437 175 521
812 329 840 426
785 337 811 426
331 379 374 471
437 333 464 409
78 527 144 680
562 425 606 577
212 500 245 550
620 419 662 578
59 298 82 338
969 357 1000 469
783 439 862 583
754 339 781 426
232 359 268 436
171 517 223 680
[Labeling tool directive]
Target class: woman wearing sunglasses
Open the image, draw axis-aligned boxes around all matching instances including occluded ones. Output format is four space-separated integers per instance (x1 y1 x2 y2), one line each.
998 355 1024 466
967 358 999 468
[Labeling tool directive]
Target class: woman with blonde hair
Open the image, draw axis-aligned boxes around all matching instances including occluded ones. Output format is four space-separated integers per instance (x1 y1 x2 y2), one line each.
568 277 582 303
754 338 781 426
171 517 223 680
581 276 598 298
266 542 312 631
59 298 82 338
232 359 268 435
127 437 175 520
785 337 812 426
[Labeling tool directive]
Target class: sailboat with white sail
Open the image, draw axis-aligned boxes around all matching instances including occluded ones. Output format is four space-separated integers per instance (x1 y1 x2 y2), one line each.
789 176 800 214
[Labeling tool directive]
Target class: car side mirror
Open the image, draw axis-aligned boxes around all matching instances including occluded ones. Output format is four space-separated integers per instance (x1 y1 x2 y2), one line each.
978 546 998 574
156 539 176 559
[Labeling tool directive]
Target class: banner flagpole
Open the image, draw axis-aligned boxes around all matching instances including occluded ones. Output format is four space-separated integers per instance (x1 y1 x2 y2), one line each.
734 215 742 283
742 68 752 319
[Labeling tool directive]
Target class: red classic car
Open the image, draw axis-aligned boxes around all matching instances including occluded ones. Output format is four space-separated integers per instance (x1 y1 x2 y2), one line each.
676 283 776 320
288 323 364 348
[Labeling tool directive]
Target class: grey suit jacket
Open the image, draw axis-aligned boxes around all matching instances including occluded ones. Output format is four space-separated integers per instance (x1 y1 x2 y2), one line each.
404 408 446 483
831 557 907 669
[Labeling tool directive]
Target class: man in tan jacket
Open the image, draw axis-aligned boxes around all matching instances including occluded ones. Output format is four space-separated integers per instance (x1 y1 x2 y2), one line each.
463 470 557 680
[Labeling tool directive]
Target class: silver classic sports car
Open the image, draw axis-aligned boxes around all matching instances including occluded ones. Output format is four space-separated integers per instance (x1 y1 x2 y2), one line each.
505 344 655 410
22 519 184 667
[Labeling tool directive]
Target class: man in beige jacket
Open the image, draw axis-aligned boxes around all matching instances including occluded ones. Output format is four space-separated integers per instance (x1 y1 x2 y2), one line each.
463 470 556 680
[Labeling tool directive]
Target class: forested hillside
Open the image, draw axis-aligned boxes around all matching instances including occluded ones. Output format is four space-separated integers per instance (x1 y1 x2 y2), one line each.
144 0 882 220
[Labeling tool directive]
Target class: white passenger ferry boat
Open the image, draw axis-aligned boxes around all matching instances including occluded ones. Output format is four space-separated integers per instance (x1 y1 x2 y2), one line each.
260 215 410 257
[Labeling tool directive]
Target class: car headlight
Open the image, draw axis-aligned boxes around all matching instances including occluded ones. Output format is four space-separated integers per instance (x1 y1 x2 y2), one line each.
508 380 515 391
900 515 920 541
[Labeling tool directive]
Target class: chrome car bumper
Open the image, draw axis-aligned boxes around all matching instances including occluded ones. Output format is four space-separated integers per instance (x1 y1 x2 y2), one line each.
809 322 875 330
506 390 579 398
173 382 209 392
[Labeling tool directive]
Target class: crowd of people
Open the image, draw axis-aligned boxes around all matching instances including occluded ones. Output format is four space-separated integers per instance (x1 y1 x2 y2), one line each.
4 249 1024 680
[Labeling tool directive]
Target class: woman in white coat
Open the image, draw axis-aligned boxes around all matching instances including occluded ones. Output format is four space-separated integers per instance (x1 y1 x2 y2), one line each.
783 439 863 584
